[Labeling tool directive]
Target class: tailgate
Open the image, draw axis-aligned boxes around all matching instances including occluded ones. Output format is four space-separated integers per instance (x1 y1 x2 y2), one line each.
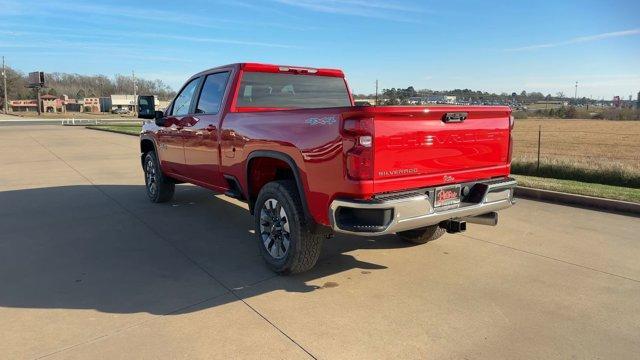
369 106 511 191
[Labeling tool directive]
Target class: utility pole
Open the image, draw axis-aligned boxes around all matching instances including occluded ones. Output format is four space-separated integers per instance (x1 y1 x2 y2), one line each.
132 70 137 115
2 56 7 114
375 79 379 106
36 87 42 116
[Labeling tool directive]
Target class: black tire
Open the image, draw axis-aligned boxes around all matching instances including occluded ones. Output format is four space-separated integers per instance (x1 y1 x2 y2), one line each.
396 224 446 244
143 151 175 203
254 180 323 274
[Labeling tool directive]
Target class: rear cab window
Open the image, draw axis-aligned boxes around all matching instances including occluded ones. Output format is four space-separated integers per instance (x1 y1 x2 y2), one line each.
236 72 352 110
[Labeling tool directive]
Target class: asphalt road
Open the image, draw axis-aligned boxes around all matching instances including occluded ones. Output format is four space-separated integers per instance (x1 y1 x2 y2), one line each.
1 125 639 359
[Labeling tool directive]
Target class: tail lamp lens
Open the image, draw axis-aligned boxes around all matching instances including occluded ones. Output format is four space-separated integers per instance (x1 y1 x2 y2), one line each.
344 118 374 180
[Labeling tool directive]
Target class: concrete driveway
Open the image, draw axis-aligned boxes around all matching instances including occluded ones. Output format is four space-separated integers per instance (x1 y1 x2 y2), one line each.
1 125 639 359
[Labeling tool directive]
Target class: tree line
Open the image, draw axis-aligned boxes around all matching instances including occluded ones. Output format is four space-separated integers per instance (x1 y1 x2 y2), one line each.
353 86 570 105
1 66 177 104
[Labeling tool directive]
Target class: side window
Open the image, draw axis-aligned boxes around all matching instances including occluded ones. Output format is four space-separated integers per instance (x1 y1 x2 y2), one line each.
196 72 230 114
171 78 200 116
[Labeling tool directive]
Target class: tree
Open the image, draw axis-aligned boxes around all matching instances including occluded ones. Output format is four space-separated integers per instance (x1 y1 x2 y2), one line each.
381 88 396 105
0 66 30 100
556 91 565 99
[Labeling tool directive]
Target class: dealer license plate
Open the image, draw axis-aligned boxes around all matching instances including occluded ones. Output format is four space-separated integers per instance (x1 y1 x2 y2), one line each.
434 185 461 208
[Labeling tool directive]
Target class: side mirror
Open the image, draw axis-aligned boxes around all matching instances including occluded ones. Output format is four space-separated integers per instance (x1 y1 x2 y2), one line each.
137 95 156 119
154 111 167 126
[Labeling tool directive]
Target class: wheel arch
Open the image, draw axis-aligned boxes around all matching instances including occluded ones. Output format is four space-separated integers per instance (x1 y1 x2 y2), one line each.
140 137 157 168
246 150 317 229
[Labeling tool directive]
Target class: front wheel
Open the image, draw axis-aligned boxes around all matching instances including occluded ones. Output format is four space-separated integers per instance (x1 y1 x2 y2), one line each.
143 151 175 203
254 180 323 274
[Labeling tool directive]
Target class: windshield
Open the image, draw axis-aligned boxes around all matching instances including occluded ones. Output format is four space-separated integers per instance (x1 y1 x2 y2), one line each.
236 72 351 109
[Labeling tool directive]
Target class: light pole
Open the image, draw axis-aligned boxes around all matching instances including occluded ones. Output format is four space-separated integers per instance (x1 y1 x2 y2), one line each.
375 79 378 106
574 81 578 101
132 70 137 115
2 56 8 114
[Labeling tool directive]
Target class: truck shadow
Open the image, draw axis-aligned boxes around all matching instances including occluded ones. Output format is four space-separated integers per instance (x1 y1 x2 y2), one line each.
0 184 414 315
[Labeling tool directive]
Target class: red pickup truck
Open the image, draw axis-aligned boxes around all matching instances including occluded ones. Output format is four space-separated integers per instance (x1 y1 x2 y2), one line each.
137 63 516 274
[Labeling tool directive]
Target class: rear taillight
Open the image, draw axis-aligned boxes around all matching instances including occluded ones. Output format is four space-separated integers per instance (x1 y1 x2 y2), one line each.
343 118 374 180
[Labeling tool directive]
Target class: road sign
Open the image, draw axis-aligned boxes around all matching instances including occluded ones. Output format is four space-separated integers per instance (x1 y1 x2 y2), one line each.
28 71 45 87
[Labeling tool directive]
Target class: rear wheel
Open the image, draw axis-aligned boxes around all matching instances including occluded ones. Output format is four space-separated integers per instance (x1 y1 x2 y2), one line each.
143 151 175 203
396 224 445 244
254 180 323 274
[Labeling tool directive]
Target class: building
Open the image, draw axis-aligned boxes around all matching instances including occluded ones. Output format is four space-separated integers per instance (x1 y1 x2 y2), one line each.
62 95 82 112
9 100 38 112
9 94 169 114
41 95 65 113
110 95 137 112
11 96 73 113
99 97 112 113
83 97 101 112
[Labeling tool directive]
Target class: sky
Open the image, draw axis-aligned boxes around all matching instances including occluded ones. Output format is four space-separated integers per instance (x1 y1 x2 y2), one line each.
1 0 639 99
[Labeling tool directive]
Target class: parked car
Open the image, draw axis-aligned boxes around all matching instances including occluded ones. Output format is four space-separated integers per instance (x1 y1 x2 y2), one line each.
138 63 516 274
112 108 130 114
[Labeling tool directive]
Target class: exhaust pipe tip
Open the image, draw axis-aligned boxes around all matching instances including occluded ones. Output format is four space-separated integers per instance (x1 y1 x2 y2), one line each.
462 212 499 226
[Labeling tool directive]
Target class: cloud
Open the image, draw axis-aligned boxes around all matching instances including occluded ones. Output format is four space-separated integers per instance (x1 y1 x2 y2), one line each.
505 28 640 51
137 33 300 49
4 0 313 32
0 26 300 49
273 0 425 22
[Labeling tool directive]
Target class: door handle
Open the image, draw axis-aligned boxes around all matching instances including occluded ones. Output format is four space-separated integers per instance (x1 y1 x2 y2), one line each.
204 124 216 132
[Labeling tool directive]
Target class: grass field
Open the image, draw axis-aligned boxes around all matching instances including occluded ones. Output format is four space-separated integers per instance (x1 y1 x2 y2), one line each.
512 118 640 187
514 175 640 203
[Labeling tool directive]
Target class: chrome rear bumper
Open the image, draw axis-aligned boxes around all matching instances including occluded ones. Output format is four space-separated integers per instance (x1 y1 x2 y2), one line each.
329 178 516 236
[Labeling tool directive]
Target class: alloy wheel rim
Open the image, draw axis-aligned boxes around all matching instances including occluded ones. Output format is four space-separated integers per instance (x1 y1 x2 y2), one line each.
145 158 157 196
259 198 290 260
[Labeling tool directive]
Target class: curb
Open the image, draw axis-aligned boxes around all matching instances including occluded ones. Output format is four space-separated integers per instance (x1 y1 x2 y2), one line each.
515 186 640 216
85 126 139 137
